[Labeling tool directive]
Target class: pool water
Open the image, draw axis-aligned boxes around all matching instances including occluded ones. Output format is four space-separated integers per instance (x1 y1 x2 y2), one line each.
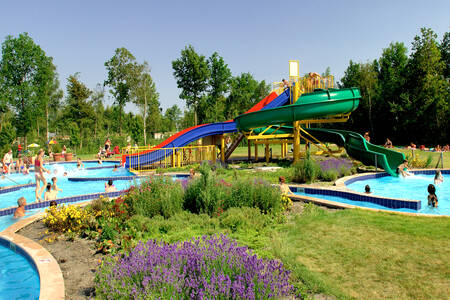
0 161 125 187
0 177 136 210
0 240 40 300
346 174 449 215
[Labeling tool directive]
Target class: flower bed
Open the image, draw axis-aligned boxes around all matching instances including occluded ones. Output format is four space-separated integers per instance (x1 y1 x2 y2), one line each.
95 234 296 299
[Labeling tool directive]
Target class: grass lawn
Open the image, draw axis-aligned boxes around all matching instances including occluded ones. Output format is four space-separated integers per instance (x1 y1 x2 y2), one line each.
140 205 450 299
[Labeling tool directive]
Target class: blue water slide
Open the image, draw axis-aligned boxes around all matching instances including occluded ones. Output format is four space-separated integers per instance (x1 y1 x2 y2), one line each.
125 90 290 168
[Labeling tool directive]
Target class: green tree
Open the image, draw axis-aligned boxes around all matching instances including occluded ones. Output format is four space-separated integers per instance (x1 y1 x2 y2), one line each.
225 73 270 119
407 28 448 143
63 74 95 149
172 45 210 126
163 105 182 132
199 52 232 123
377 42 409 141
439 32 450 78
104 47 138 134
0 33 56 147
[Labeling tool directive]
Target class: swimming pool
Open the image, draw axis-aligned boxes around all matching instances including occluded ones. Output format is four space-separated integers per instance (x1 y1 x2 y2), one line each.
345 171 449 215
0 161 125 187
0 238 40 300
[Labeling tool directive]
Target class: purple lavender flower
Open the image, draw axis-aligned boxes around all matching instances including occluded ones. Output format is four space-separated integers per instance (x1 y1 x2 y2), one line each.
95 234 296 299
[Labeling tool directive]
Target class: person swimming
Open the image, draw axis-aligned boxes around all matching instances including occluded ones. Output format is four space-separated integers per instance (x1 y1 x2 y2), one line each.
434 170 443 185
77 158 85 169
365 185 371 194
427 184 438 208
396 160 411 177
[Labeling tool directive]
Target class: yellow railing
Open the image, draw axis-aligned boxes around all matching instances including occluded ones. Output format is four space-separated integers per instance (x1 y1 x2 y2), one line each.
122 145 216 173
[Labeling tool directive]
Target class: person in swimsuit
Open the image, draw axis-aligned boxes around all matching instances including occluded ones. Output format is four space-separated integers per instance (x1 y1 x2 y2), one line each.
44 183 56 202
77 158 85 169
35 149 51 202
105 179 116 192
427 184 438 208
51 176 63 197
2 149 13 174
396 160 411 177
434 170 443 185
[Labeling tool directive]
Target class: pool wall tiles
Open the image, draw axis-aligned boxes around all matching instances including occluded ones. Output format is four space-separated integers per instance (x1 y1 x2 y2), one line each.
0 190 126 217
68 176 136 182
302 187 420 210
0 183 35 194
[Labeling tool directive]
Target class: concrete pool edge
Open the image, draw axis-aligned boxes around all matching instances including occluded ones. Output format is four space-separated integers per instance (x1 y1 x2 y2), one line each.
0 217 65 300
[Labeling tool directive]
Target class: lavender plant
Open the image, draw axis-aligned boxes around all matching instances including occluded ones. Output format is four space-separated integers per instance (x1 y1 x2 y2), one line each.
95 234 296 299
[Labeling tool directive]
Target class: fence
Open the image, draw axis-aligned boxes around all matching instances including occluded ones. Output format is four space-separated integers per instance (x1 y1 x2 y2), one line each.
122 145 216 173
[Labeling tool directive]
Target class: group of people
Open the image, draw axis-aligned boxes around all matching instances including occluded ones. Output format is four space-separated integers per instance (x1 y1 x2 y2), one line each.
1 150 30 175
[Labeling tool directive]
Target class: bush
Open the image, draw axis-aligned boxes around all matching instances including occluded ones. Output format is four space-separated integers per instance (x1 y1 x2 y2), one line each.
184 163 282 215
43 204 94 234
126 176 184 219
292 153 320 183
320 169 339 181
95 234 296 299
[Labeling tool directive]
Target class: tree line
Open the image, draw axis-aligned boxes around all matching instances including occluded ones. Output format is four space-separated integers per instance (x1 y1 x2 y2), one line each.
338 28 449 146
0 34 268 155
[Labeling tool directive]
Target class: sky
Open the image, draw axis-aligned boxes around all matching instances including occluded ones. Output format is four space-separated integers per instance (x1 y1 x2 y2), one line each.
0 0 449 113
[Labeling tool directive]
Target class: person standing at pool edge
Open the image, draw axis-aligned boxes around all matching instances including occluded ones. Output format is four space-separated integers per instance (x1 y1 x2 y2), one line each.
35 149 51 202
2 149 13 174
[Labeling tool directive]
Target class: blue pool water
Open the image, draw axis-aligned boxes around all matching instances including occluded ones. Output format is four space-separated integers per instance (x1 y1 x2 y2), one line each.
0 209 41 233
0 161 125 187
0 177 135 210
346 174 449 215
0 240 40 300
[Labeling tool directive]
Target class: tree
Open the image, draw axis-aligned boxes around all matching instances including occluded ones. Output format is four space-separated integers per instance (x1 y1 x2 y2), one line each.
163 105 182 132
172 45 210 125
104 47 138 134
199 52 232 123
0 33 56 147
440 32 450 78
407 28 448 143
130 62 160 145
225 73 270 119
377 42 409 140
63 74 94 149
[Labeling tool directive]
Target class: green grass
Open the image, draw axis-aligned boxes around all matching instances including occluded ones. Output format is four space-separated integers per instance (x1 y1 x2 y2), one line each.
126 205 450 299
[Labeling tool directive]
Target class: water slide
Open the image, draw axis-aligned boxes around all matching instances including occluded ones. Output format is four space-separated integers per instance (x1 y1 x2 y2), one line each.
124 89 291 168
234 88 404 176
305 128 405 176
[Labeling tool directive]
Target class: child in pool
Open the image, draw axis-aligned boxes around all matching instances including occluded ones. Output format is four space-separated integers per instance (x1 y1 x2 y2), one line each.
44 183 56 202
427 184 438 208
105 179 116 192
396 160 411 177
365 185 371 194
434 170 443 185
51 177 63 196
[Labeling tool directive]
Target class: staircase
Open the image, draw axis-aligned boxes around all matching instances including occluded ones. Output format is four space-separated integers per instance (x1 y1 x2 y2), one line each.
224 133 245 160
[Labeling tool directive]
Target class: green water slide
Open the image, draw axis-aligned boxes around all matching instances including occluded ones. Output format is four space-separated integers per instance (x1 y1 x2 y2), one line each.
234 88 361 131
306 128 405 176
234 88 405 176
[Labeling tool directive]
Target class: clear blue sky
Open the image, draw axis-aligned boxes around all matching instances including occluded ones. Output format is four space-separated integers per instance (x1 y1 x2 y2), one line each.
1 0 448 112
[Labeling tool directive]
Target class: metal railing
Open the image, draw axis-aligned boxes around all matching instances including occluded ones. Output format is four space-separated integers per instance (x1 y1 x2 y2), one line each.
122 145 216 173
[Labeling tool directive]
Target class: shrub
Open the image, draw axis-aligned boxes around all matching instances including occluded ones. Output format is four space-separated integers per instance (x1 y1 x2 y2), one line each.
95 234 295 299
184 165 282 215
320 169 338 181
292 153 320 183
184 164 228 215
126 176 184 219
43 204 94 234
